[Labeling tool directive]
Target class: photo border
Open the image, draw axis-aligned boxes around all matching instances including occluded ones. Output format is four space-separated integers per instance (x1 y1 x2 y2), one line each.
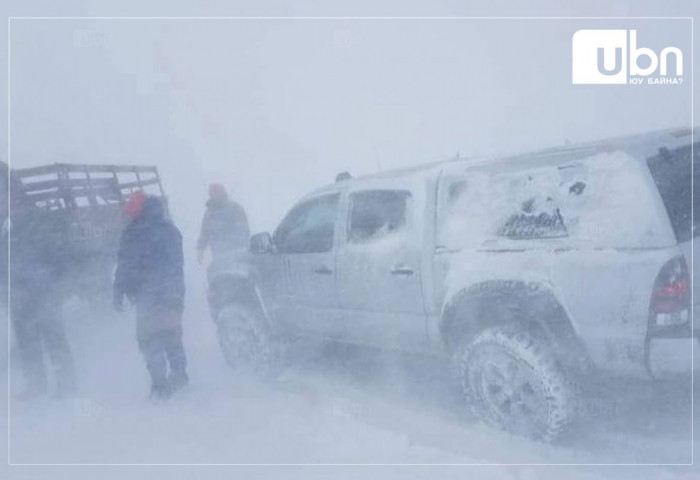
5 15 695 467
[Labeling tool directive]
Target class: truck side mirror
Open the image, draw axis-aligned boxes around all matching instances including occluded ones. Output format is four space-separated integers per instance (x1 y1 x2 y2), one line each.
250 232 273 254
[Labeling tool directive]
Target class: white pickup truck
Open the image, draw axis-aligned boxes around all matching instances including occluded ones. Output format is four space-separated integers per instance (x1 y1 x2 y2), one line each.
208 127 697 441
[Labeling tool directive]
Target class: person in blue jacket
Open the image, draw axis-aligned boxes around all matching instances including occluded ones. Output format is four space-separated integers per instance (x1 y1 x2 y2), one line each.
113 192 187 401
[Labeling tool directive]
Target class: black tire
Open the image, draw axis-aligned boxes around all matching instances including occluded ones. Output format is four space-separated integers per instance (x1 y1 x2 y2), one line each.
215 304 284 379
460 325 574 442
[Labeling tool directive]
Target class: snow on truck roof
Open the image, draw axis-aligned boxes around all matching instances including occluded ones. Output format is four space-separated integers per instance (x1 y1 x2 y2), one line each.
309 127 695 198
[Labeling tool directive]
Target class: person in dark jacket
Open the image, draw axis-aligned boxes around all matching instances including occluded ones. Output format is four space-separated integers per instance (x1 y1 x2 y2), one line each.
10 201 75 399
113 193 187 401
196 183 249 264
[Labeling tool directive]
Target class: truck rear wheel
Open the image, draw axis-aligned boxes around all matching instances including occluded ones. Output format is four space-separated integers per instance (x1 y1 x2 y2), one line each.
215 304 284 379
460 325 574 442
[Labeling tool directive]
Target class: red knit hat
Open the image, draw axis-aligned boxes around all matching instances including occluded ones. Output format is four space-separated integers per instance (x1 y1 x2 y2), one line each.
123 191 147 219
208 183 228 201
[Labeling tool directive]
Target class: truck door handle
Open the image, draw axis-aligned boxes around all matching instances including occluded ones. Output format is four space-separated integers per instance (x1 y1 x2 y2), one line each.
313 265 333 275
390 265 414 276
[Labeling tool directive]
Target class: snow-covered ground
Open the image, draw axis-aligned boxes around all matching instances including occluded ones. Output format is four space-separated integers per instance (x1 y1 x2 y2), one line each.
1 296 698 479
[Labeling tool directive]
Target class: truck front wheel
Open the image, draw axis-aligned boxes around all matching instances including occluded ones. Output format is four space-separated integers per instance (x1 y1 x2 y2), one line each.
460 325 574 442
215 304 284 379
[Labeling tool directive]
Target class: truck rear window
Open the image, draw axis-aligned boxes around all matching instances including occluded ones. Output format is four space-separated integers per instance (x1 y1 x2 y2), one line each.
646 142 699 242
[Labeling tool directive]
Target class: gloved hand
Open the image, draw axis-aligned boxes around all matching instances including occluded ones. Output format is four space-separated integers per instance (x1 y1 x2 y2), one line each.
113 290 124 313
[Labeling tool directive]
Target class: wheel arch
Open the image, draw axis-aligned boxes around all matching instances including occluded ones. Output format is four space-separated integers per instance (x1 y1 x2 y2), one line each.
207 273 258 311
440 279 591 371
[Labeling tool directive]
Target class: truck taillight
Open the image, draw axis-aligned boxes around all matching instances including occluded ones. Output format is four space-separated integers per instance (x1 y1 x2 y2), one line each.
650 256 690 326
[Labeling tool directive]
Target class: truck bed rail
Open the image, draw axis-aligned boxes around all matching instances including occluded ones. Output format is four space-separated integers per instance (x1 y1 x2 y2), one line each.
11 163 165 210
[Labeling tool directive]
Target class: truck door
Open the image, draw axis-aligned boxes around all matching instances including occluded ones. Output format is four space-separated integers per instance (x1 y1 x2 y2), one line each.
271 193 344 338
336 189 428 349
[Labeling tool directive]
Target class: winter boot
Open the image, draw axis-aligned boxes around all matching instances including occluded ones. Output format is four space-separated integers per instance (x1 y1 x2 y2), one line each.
150 382 172 402
168 371 189 393
14 379 48 401
53 367 77 399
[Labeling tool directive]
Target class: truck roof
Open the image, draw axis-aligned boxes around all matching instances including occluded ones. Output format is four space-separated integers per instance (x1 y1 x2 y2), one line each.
308 127 696 198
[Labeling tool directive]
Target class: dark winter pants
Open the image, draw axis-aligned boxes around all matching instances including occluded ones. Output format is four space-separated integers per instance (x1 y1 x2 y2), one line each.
135 301 187 388
11 288 75 394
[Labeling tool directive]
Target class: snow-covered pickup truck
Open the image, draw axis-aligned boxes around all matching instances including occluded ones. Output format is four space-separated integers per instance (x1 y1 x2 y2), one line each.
209 127 697 441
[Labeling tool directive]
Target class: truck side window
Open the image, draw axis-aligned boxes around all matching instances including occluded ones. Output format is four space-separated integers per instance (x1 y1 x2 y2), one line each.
273 194 340 254
347 190 410 244
646 142 698 242
447 181 467 206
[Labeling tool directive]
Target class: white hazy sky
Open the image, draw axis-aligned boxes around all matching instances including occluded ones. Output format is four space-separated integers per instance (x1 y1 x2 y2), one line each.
1 1 698 237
